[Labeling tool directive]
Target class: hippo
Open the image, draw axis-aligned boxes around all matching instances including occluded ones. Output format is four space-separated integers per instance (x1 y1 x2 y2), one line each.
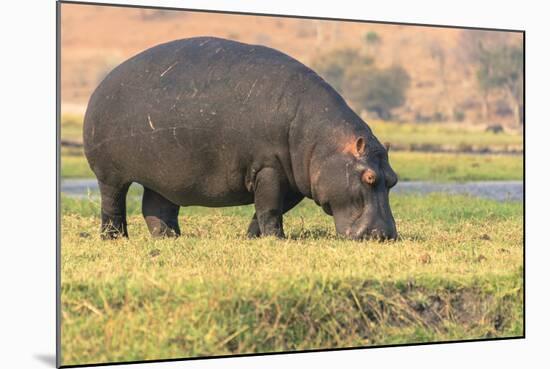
83 36 398 241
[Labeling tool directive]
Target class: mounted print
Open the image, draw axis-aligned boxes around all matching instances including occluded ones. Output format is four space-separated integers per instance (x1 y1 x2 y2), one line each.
57 0 524 366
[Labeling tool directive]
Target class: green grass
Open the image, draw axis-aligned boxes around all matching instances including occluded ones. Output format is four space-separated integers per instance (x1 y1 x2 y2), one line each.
61 147 95 178
61 114 85 142
390 152 523 181
60 194 523 365
369 120 523 151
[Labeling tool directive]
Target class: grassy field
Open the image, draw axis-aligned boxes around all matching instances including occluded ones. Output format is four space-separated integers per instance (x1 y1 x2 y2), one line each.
60 114 85 142
60 193 523 366
390 152 522 181
369 120 523 152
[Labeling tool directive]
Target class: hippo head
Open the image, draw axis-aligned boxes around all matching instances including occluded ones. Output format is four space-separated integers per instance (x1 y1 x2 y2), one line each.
312 135 398 241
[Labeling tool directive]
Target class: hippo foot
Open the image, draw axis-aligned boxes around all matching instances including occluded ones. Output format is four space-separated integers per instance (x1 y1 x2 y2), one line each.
100 218 128 240
142 187 181 238
256 210 285 238
246 214 261 238
247 212 285 239
98 181 131 240
145 217 181 238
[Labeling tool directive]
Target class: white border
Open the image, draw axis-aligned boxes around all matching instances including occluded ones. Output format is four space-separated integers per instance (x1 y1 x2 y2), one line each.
1 0 548 368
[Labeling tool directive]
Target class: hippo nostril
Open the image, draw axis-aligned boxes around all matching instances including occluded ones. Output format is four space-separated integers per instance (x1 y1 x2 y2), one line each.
351 224 397 241
370 228 384 240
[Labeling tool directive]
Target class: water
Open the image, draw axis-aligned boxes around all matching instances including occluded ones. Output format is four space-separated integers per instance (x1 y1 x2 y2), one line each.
60 178 109 197
60 179 523 202
392 180 523 202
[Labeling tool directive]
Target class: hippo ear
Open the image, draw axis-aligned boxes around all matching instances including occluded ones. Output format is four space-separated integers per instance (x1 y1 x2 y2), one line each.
356 137 366 156
384 142 391 152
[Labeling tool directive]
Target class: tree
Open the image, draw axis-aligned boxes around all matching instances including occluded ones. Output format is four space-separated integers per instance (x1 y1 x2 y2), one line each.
363 31 381 57
429 41 453 120
312 49 373 93
344 65 410 120
458 30 524 125
313 36 410 120
476 45 524 125
364 31 380 45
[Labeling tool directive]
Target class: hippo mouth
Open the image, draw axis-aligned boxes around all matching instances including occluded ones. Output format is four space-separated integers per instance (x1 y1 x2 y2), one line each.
346 218 398 241
333 197 398 241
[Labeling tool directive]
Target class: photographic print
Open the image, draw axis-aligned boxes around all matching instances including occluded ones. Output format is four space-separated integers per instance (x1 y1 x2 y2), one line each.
58 1 524 366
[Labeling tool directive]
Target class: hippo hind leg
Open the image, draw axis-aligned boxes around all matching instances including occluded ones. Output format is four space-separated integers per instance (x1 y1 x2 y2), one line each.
142 187 181 238
98 180 131 240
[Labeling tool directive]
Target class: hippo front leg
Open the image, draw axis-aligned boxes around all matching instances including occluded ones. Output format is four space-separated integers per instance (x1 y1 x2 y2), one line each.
252 167 286 238
247 192 304 238
246 214 262 238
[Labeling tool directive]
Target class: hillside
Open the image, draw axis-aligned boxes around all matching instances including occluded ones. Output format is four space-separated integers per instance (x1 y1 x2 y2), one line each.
60 3 523 126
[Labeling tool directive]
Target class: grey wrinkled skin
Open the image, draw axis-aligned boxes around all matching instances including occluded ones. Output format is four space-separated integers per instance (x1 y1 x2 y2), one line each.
83 36 398 241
